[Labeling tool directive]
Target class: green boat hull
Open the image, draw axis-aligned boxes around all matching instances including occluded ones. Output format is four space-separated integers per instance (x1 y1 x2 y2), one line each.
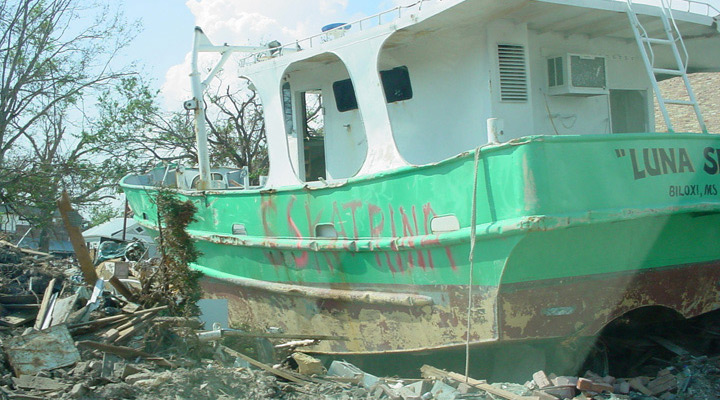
120 133 720 353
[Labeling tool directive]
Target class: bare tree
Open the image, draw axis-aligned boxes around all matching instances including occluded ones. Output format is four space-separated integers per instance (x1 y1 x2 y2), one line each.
98 76 269 186
206 79 268 182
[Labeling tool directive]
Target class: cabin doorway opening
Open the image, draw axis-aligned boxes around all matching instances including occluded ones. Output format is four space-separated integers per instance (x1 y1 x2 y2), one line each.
302 90 326 181
610 90 648 133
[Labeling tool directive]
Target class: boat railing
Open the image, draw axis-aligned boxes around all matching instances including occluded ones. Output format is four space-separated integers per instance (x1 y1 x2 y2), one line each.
238 0 431 67
668 0 720 16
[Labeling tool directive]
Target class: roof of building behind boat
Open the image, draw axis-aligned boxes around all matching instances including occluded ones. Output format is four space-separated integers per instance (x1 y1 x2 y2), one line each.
82 218 140 240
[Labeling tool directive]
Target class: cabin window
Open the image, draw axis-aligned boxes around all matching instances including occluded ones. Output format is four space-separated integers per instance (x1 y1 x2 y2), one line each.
332 79 358 112
380 66 413 103
497 44 528 102
282 82 294 135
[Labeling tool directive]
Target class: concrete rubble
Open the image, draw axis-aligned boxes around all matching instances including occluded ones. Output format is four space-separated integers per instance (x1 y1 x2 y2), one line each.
2 239 720 399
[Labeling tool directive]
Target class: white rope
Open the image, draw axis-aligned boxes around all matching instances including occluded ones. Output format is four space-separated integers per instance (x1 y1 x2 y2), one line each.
464 146 482 381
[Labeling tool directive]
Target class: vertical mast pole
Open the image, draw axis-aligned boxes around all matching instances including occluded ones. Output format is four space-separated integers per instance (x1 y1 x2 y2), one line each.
191 27 211 190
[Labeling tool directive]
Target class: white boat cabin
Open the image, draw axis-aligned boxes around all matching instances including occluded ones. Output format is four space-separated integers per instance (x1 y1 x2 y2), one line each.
191 0 720 189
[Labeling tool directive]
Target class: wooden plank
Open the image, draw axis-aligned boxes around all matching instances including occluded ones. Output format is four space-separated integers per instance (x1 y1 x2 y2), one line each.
420 365 536 400
48 294 79 327
68 305 167 329
40 293 58 330
0 312 36 328
109 276 137 302
0 240 53 258
114 314 156 344
76 341 176 368
0 295 39 305
12 375 68 391
2 304 40 310
211 330 347 341
34 278 56 330
220 345 309 385
4 325 81 376
56 190 97 285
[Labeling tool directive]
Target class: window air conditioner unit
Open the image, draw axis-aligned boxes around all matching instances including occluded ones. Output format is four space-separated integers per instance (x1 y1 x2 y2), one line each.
547 53 608 96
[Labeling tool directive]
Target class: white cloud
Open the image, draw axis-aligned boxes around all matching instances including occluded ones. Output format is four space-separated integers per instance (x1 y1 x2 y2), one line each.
161 0 360 106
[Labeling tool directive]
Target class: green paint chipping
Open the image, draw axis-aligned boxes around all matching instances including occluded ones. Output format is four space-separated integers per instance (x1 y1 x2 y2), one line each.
121 133 720 290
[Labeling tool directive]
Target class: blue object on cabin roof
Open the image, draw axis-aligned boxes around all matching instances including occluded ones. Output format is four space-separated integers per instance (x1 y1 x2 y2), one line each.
322 23 349 32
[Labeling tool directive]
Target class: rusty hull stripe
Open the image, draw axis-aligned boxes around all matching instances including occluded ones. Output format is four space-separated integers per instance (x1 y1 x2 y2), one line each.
498 260 720 341
200 277 499 355
200 260 720 354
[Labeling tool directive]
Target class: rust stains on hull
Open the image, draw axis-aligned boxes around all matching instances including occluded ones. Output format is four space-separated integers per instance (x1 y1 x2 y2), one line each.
200 278 499 355
200 260 720 355
499 260 720 341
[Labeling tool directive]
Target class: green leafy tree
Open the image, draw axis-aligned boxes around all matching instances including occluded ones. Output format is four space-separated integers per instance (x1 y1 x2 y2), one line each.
0 0 139 251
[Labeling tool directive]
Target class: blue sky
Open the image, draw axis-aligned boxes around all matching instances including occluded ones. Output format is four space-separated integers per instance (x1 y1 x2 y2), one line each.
116 0 720 109
117 0 401 107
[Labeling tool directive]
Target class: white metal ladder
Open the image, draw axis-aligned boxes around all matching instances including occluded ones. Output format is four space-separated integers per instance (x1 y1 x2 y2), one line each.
625 0 707 133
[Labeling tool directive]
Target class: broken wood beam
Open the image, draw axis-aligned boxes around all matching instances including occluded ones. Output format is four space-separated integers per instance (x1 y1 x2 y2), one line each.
220 345 309 385
76 341 175 368
109 276 137 302
68 305 168 330
197 328 347 342
0 240 53 258
0 294 40 305
110 310 160 344
57 190 97 286
34 278 56 330
12 375 69 391
420 365 536 400
68 305 168 335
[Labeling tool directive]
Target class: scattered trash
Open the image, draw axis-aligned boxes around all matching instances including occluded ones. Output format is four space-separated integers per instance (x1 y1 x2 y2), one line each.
2 236 720 399
4 325 81 376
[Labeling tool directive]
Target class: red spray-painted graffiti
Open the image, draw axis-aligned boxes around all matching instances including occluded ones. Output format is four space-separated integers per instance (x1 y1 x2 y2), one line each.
260 196 459 274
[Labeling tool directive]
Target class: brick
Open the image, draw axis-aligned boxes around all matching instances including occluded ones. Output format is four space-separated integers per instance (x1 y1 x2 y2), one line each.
577 377 614 393
584 371 604 382
648 374 677 396
629 377 653 396
541 385 576 398
457 383 473 394
553 376 578 387
614 380 630 394
532 389 559 400
533 370 552 388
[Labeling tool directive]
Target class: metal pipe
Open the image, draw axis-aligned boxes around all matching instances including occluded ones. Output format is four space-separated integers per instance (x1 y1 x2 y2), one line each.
191 27 212 190
122 198 128 241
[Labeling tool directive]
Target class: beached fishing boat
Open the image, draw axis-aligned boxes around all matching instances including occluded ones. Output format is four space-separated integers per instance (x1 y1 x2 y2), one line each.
121 0 720 356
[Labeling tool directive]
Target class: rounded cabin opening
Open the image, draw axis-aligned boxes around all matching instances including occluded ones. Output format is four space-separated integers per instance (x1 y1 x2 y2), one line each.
281 53 368 182
378 21 491 166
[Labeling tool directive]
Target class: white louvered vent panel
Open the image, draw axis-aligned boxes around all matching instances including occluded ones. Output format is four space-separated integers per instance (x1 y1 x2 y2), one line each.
497 44 528 102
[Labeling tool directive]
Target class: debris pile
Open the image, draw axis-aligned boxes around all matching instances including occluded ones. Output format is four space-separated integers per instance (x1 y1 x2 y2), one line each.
3 237 720 399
